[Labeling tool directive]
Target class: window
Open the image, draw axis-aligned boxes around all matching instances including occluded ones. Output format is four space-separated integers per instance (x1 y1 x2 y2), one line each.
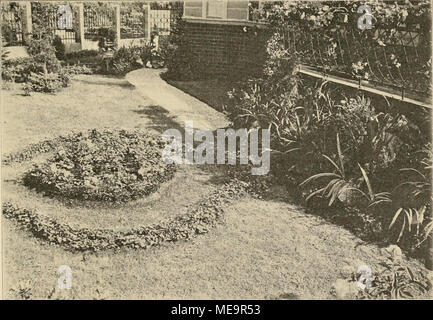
207 0 226 19
184 0 204 18
184 0 250 21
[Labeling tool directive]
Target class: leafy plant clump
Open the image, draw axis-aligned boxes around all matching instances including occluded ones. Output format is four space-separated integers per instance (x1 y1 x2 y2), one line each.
23 129 176 202
23 71 70 94
2 180 246 251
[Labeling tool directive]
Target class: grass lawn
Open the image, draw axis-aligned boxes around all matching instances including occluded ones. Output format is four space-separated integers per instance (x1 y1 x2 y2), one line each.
164 77 235 113
1 74 430 299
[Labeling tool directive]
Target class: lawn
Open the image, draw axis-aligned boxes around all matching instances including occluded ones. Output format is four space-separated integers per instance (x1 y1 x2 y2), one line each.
164 77 235 113
1 73 430 299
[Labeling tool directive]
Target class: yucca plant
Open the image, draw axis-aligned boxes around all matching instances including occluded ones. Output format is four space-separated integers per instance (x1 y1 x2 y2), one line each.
386 145 432 269
301 134 391 208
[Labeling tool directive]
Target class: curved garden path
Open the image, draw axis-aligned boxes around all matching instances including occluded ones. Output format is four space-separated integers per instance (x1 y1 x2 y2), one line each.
2 70 429 299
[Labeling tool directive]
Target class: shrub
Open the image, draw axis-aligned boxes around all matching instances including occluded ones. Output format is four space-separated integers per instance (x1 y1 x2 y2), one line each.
111 46 142 74
1 58 44 83
102 43 159 75
23 72 67 94
161 15 197 80
52 35 65 60
65 50 100 61
23 129 177 202
62 65 93 76
27 38 61 73
96 27 117 50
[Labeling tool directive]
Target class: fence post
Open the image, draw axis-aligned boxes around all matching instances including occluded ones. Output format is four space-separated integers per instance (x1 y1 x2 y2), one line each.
21 1 32 44
76 3 85 49
114 4 121 48
146 5 151 41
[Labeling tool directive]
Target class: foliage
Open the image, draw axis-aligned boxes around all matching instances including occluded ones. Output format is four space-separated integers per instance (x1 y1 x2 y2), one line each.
103 46 143 75
65 50 100 60
97 27 117 50
2 180 246 251
23 129 176 202
64 50 102 69
2 137 64 166
9 280 33 300
300 134 392 208
53 35 66 60
162 11 198 80
385 145 432 244
27 37 61 73
101 42 162 75
62 64 93 76
2 57 44 82
353 249 429 299
23 72 69 94
1 2 22 46
255 1 432 94
223 4 431 263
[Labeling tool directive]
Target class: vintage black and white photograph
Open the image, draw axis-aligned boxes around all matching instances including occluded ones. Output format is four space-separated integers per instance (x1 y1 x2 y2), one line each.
1 0 432 301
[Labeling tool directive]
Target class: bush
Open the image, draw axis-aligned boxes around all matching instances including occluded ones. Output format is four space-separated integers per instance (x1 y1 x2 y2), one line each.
52 35 65 60
62 65 93 76
1 58 44 83
23 72 68 94
96 27 116 50
27 38 61 73
65 50 100 61
160 15 198 80
23 129 177 202
102 44 158 75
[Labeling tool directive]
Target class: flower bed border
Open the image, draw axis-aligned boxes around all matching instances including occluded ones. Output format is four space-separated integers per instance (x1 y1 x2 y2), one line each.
2 180 246 252
2 133 247 251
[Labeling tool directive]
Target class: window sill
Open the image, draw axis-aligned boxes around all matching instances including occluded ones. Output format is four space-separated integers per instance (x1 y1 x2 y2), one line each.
183 17 267 28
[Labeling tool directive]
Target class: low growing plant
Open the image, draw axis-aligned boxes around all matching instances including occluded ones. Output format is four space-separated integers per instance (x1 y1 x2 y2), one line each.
23 72 69 94
23 129 176 202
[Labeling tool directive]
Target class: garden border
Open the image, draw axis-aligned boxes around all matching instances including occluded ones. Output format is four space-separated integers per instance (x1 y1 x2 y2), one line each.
2 134 247 252
2 179 245 252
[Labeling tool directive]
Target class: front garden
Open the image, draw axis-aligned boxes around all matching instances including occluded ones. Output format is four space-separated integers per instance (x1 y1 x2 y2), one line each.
1 1 432 300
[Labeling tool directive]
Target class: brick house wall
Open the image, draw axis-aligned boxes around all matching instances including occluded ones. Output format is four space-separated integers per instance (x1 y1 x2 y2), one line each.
182 21 270 79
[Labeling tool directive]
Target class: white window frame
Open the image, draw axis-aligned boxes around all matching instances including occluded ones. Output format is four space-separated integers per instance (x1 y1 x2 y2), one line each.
183 0 258 23
206 0 227 19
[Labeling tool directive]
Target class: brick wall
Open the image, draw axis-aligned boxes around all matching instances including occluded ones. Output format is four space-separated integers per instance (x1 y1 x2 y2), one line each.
182 21 270 79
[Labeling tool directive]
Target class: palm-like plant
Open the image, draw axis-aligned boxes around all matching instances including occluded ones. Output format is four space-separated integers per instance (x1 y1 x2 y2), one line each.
388 145 432 243
300 134 391 207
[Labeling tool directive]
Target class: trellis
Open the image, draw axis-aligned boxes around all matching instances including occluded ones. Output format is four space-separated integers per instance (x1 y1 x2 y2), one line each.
120 4 146 39
83 4 115 40
284 24 431 101
1 2 24 46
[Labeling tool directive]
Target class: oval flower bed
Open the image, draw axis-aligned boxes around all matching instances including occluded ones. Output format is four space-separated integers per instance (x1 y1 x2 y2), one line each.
22 129 176 202
2 130 249 251
2 179 246 252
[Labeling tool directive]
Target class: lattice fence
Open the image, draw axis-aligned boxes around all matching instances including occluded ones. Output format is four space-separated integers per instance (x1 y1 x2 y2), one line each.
149 1 183 36
120 3 146 39
284 24 431 98
1 3 23 46
83 4 115 40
